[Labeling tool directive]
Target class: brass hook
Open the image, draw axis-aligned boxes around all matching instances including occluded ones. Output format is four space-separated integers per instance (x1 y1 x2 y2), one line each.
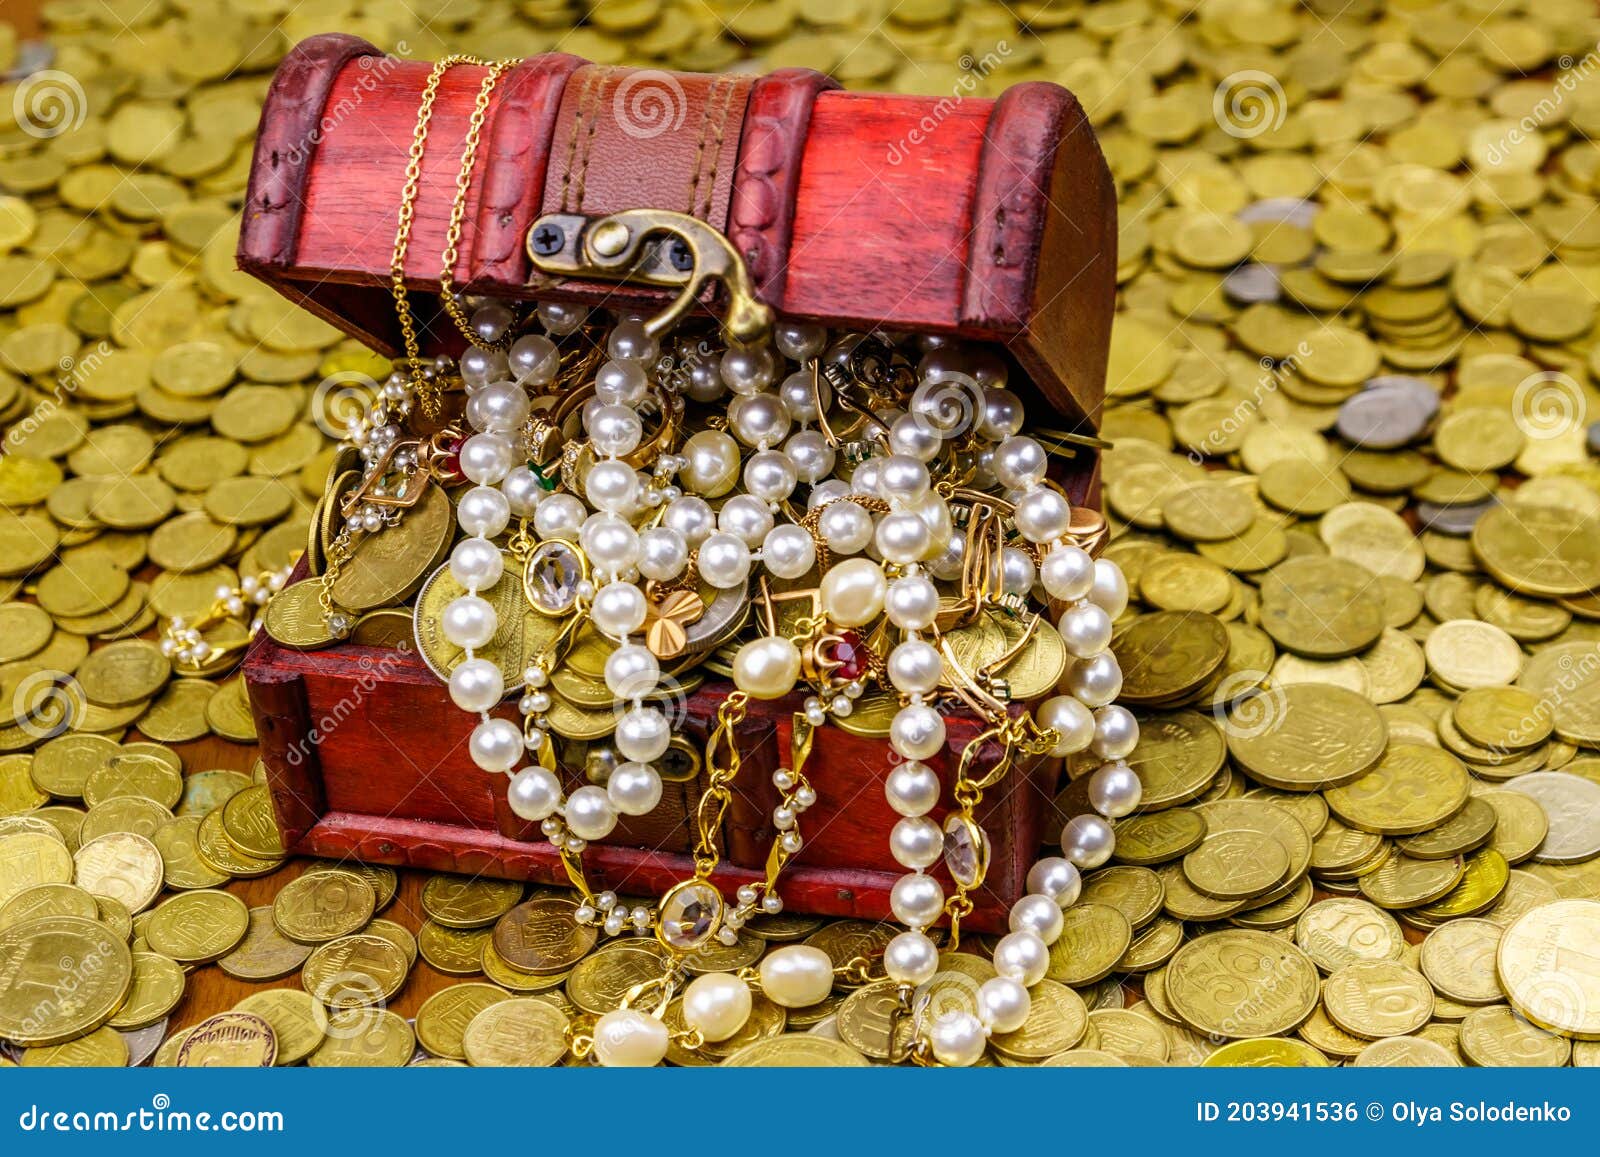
526 208 773 346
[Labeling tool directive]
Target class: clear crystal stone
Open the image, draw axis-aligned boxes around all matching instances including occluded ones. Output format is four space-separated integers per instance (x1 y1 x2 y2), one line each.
942 815 989 889
658 880 722 951
527 542 584 614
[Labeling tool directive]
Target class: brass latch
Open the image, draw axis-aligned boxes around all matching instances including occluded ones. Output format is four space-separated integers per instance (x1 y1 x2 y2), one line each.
526 208 773 346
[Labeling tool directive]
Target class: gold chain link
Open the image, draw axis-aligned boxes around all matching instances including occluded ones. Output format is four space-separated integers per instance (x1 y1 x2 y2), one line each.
438 59 518 349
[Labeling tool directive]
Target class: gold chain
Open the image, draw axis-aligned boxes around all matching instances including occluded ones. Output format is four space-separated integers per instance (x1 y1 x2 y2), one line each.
439 59 518 349
390 55 494 417
692 691 750 878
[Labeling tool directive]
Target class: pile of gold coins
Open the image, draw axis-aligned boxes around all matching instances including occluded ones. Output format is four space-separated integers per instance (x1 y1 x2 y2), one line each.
5 0 1600 1066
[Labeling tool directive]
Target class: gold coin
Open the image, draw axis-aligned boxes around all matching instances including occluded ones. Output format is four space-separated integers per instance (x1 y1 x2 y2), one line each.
1045 903 1132 986
195 808 282 877
1458 1004 1571 1066
1424 619 1525 689
1224 683 1387 790
218 905 314 980
236 989 329 1065
1412 850 1512 921
106 952 186 1030
1293 897 1406 973
176 1011 279 1067
1394 796 1498 860
0 915 132 1046
415 983 513 1061
1481 790 1550 865
1202 1037 1331 1067
1125 710 1227 807
1113 611 1230 703
836 979 917 1062
1419 918 1504 1005
567 939 672 1015
418 921 492 976
145 889 250 963
1352 1036 1461 1067
491 896 597 974
1112 809 1206 865
20 1026 129 1068
1324 744 1471 835
989 979 1090 1062
0 830 75 908
1454 686 1550 750
1322 959 1433 1038
272 868 376 944
420 873 524 929
664 992 786 1065
72 832 164 913
1472 503 1600 598
328 482 452 612
720 1035 869 1066
1184 828 1288 900
1079 866 1165 929
308 1008 415 1068
0 882 98 930
220 784 285 859
151 815 230 889
83 752 184 810
1258 556 1385 659
1357 852 1466 909
1085 1007 1169 1063
1497 899 1600 1039
1166 930 1319 1038
302 933 411 1009
303 861 398 910
27 734 117 799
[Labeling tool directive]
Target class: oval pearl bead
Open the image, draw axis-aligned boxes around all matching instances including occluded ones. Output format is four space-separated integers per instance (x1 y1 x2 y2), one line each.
930 1010 987 1067
1037 694 1095 757
976 977 1031 1034
732 635 802 699
681 973 753 1043
1009 893 1064 943
884 760 940 817
1026 856 1082 907
819 558 887 627
758 946 834 1008
679 429 741 497
468 718 523 773
890 871 945 928
762 524 816 580
592 1008 669 1067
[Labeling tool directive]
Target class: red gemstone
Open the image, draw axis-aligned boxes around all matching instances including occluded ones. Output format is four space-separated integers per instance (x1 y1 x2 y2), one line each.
828 631 866 681
438 436 464 479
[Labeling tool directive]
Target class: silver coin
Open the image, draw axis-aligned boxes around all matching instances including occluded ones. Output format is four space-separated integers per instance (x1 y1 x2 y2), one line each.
1416 498 1498 535
1223 264 1281 304
1506 772 1600 864
120 1018 169 1067
1337 380 1439 448
680 582 749 656
1237 198 1318 228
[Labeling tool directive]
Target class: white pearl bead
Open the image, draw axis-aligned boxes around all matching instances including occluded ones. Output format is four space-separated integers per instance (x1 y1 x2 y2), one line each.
442 595 497 649
1089 558 1130 617
604 644 659 699
464 382 529 433
887 640 943 695
595 359 648 405
469 718 523 772
538 300 585 334
808 479 850 509
1089 759 1142 818
449 538 503 590
784 429 835 483
817 500 873 554
885 760 940 817
889 412 941 461
1026 856 1082 907
682 972 753 1042
1040 544 1094 602
457 485 510 538
1009 893 1065 943
979 387 1024 440
698 532 752 589
976 976 1031 1034
890 871 945 928
875 511 932 564
777 368 822 420
592 1008 668 1067
1060 601 1114 658
679 429 741 497
1037 694 1095 756
850 459 884 497
733 635 802 699
720 345 775 395
1068 651 1123 707
727 392 790 447
889 703 945 761
580 513 641 573
584 459 640 513
758 945 833 1008
507 765 562 820
663 495 716 545
889 816 943 870
591 581 647 636
993 435 1047 489
607 761 663 817
608 317 657 363
532 492 585 541
615 705 670 762
992 929 1049 985
638 527 689 581
501 466 544 519
1060 813 1115 869
509 333 558 384
459 432 514 484
449 657 504 712
588 403 643 457
719 494 775 547
743 449 797 502
877 455 930 504
1012 486 1071 544
885 574 939 630
1001 547 1035 596
819 557 886 627
761 524 816 580
930 1010 987 1067
883 930 939 985
1092 705 1139 760
565 784 618 841
775 322 825 360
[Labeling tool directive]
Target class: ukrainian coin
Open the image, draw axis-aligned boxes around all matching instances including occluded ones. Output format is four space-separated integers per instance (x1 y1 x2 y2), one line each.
1045 903 1132 986
1481 790 1550 866
420 873 523 929
721 1035 870 1066
415 983 513 1061
1294 898 1405 973
0 831 74 908
1112 809 1206 865
302 933 410 1009
1323 960 1433 1039
176 1011 278 1067
272 869 376 944
145 889 250 963
307 1009 415 1068
1497 900 1600 1039
1358 853 1466 909
0 915 132 1046
418 921 492 976
72 832 163 913
1457 1005 1571 1067
220 784 286 859
1184 828 1288 900
19 1026 129 1068
1166 931 1319 1038
1202 1037 1331 1067
1419 919 1504 1006
1225 683 1387 792
218 905 314 980
1325 744 1471 835
1352 1036 1460 1067
492 896 597 974
1506 773 1600 864
235 989 329 1065
567 940 672 1015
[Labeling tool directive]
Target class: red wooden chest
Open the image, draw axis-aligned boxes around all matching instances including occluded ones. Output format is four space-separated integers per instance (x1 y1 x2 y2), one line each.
240 34 1115 932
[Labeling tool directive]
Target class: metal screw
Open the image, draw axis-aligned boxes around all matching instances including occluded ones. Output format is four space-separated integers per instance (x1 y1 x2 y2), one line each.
530 222 565 256
667 238 694 271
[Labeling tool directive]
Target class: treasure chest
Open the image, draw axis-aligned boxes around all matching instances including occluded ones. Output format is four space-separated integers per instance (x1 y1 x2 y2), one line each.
239 33 1115 933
